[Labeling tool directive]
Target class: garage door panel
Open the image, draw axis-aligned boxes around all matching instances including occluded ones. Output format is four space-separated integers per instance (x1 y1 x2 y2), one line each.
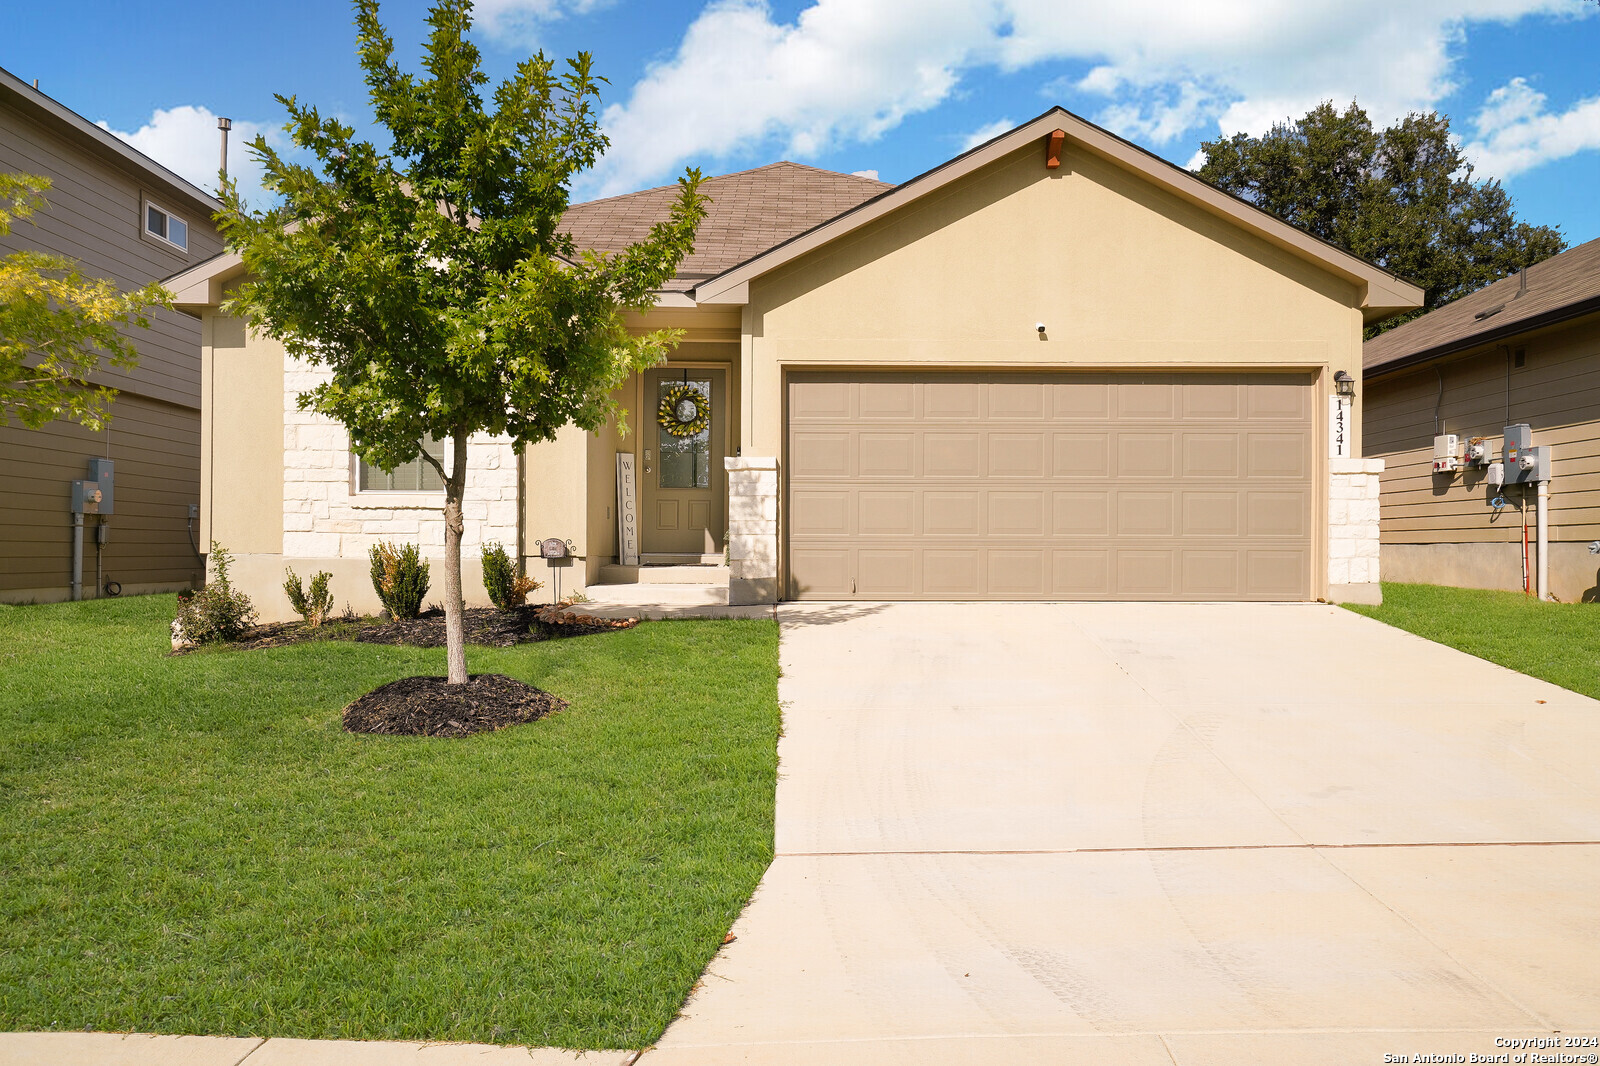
1181 383 1243 419
1116 383 1177 419
859 434 916 476
1246 550 1307 597
924 550 982 596
1246 433 1310 479
1051 382 1113 420
1182 549 1240 597
859 491 916 535
1055 432 1109 476
989 492 1048 536
857 549 917 596
1116 492 1176 536
790 548 852 597
925 492 982 536
791 432 852 477
988 434 1046 476
1181 492 1240 537
1053 491 1110 536
989 382 1048 420
925 433 982 477
989 550 1047 595
788 373 1313 601
1116 550 1177 595
790 380 852 421
859 381 917 419
1053 550 1112 595
1181 433 1241 478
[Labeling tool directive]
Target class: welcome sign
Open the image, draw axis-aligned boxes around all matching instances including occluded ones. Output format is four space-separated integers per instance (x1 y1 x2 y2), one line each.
616 453 639 566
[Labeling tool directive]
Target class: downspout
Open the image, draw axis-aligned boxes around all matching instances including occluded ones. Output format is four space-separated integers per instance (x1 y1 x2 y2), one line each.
1537 479 1550 601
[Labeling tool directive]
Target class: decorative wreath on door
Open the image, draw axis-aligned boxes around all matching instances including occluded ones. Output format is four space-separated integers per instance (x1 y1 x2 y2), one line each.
657 383 710 438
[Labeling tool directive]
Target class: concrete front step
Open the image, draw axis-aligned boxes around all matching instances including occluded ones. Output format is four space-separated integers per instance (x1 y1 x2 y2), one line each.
583 583 729 607
595 563 729 586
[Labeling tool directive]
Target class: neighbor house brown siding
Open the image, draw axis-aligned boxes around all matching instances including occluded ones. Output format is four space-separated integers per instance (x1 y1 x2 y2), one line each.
0 79 220 601
1365 313 1600 599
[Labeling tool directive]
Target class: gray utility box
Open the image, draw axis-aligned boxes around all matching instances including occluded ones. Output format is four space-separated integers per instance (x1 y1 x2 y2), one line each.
1501 424 1551 484
70 458 115 515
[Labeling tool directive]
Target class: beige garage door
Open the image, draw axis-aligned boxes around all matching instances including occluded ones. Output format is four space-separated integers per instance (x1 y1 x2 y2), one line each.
786 372 1315 600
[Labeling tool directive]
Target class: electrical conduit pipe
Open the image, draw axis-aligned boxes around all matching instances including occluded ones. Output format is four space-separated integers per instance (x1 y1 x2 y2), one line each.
1537 479 1550 601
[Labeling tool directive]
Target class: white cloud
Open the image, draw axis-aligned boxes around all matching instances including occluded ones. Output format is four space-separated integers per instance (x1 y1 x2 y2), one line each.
99 105 283 212
850 169 880 180
473 0 613 43
581 0 1591 197
1463 77 1600 181
960 118 1015 152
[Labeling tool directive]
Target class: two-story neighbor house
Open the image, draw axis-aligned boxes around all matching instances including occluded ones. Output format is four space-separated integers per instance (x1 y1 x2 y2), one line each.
0 67 223 602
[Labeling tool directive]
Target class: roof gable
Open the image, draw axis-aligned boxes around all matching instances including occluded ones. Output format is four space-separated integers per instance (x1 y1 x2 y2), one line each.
692 108 1421 322
1364 236 1600 376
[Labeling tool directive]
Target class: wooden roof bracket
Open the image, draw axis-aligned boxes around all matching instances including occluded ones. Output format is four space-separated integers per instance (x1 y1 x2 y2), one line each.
1045 129 1066 169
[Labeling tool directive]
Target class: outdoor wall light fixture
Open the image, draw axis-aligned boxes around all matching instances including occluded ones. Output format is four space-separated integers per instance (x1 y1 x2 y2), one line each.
1334 370 1355 397
1036 322 1047 333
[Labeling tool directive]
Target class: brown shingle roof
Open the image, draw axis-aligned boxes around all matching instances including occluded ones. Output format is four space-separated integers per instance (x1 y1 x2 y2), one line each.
561 161 892 291
1364 236 1600 376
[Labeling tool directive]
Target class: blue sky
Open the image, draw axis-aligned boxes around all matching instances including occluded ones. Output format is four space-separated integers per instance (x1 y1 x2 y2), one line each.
5 0 1599 244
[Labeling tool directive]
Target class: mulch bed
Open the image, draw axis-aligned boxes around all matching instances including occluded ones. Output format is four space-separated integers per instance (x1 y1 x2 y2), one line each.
341 673 567 737
181 604 636 654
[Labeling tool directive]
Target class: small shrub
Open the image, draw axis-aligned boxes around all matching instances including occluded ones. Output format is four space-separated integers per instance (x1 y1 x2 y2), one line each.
369 541 429 620
283 567 334 627
481 541 542 609
176 542 258 643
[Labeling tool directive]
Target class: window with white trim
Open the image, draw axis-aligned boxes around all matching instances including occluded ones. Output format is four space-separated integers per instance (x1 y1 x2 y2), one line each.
144 201 188 251
358 435 447 492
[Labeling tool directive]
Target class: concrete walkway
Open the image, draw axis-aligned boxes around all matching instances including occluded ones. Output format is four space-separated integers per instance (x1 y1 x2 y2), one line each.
648 602 1600 1064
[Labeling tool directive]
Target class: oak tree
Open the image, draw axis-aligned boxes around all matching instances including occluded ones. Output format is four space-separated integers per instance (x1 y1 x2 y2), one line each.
1194 102 1565 334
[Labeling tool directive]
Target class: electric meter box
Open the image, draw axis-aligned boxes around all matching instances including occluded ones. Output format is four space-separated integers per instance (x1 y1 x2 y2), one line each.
69 458 115 515
1501 425 1551 484
86 458 114 514
1432 434 1460 474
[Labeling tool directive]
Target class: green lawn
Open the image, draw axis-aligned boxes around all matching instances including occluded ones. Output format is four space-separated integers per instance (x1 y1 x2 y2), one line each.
0 595 780 1050
1346 582 1600 699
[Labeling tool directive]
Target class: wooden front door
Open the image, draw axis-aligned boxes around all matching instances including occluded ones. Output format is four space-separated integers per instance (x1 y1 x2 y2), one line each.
641 368 726 560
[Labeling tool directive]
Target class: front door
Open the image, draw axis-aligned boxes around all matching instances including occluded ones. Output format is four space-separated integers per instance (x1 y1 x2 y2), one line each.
641 368 726 560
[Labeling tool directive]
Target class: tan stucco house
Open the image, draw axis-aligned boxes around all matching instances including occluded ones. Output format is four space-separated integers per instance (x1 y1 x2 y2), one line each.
1365 236 1600 602
167 108 1421 620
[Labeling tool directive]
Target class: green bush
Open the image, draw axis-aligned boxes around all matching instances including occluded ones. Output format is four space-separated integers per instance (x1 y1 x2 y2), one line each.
176 542 258 643
368 541 429 620
283 567 334 627
481 541 542 609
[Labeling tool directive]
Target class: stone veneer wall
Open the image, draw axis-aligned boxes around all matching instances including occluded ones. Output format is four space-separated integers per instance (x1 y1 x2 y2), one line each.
725 456 778 604
1328 457 1384 605
281 357 519 562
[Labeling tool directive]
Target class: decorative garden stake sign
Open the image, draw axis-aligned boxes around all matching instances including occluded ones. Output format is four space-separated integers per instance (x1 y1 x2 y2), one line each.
616 452 639 566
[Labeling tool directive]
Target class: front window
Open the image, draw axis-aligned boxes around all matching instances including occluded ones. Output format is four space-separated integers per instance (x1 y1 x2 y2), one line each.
358 436 446 492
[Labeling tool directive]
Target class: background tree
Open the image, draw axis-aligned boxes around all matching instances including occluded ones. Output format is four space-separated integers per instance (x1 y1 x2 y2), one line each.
1194 102 1565 335
218 0 706 686
0 172 170 429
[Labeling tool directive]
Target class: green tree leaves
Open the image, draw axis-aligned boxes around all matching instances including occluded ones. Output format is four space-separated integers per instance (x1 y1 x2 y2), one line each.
0 173 171 431
1195 102 1565 335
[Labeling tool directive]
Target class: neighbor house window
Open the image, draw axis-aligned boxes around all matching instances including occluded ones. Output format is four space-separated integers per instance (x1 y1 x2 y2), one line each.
143 201 188 251
358 436 447 492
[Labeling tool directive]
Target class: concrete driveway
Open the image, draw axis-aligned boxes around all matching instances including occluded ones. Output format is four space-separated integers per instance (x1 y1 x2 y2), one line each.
648 602 1600 1064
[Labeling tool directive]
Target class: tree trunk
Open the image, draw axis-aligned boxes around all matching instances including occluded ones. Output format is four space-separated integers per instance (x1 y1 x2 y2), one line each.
442 431 469 685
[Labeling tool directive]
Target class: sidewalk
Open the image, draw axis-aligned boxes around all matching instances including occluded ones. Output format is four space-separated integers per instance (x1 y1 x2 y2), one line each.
0 1033 636 1066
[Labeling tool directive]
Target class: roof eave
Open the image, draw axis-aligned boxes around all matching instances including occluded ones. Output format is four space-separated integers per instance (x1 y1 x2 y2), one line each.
1366 295 1600 380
